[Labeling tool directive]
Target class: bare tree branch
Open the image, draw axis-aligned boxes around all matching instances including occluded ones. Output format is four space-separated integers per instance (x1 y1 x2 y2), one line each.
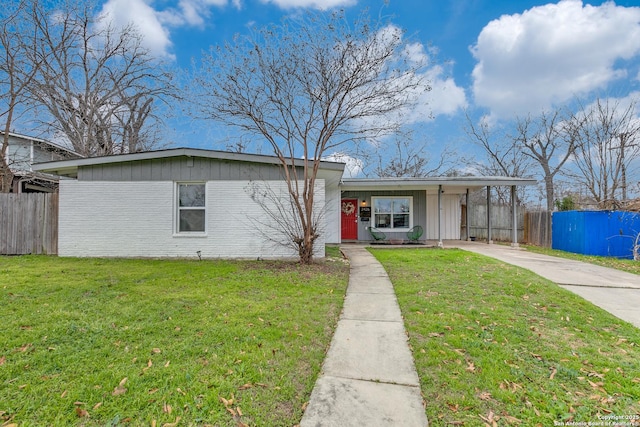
27 2 177 157
374 136 457 178
0 0 43 192
463 111 534 204
514 109 580 211
566 96 640 209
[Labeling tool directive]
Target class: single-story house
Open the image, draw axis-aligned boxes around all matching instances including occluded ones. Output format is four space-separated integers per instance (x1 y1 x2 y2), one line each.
33 148 536 259
1 131 82 193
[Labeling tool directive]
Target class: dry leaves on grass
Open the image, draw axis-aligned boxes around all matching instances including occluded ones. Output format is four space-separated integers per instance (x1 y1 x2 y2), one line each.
220 396 237 413
220 394 247 425
162 416 181 427
112 377 128 396
499 380 523 393
479 410 521 426
74 406 89 418
478 391 492 401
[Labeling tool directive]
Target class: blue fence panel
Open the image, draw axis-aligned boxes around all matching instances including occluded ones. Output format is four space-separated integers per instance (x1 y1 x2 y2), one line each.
552 211 640 259
552 211 584 254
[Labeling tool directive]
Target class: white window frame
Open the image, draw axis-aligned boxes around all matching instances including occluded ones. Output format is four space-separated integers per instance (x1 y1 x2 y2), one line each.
371 196 413 231
175 182 207 235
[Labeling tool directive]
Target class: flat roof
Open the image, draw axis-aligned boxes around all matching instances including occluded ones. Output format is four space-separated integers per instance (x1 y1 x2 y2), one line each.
33 147 347 177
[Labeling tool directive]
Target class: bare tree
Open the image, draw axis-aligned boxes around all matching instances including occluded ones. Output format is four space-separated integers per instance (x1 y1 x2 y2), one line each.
464 112 534 203
28 2 175 157
567 97 640 209
373 136 457 178
514 110 580 211
0 1 43 192
464 112 533 178
191 11 428 263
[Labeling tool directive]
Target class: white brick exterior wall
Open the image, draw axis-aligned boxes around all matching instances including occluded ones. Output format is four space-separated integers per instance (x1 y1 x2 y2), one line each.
58 180 326 259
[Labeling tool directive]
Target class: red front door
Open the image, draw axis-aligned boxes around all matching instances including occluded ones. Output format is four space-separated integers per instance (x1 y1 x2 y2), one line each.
341 199 358 240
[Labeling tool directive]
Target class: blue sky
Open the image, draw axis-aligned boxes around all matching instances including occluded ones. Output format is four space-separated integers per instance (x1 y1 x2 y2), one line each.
96 0 640 174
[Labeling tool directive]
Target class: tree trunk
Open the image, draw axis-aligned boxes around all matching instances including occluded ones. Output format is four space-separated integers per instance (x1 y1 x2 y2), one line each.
0 162 14 193
299 234 315 264
2 115 15 193
545 175 555 211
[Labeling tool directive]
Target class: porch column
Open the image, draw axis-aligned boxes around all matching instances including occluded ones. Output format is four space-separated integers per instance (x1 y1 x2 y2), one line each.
437 185 443 248
511 185 519 247
486 185 493 244
465 189 470 241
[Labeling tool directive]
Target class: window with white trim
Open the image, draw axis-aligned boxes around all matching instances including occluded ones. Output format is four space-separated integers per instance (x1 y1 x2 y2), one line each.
177 183 206 233
372 196 412 230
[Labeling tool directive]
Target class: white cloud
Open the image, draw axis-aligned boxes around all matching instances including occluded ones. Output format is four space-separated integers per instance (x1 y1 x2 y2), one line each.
98 0 235 58
412 63 467 121
259 0 356 10
323 152 363 178
171 0 229 26
400 43 467 123
350 26 466 130
471 0 640 119
98 0 174 59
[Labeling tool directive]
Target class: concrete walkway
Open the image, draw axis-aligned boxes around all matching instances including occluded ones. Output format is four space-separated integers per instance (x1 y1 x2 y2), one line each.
300 246 428 427
451 241 640 328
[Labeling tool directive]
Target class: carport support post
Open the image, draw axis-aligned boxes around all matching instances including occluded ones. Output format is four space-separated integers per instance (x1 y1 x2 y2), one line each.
437 184 444 248
465 189 470 241
511 185 519 248
486 185 493 244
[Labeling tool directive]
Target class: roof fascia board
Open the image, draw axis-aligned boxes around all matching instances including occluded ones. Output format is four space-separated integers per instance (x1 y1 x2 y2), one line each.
33 148 346 175
341 177 538 190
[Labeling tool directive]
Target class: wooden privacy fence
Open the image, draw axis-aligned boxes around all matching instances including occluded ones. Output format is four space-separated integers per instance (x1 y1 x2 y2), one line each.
0 193 58 255
525 211 552 248
467 204 525 242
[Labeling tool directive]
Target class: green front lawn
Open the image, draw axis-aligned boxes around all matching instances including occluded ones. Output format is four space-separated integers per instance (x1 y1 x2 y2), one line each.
371 248 640 426
0 256 348 426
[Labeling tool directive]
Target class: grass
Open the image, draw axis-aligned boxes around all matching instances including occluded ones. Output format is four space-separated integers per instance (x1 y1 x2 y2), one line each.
523 244 640 276
370 247 640 426
0 255 349 426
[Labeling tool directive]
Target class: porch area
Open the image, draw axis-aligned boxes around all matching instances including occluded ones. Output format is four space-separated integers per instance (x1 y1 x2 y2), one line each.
339 176 537 247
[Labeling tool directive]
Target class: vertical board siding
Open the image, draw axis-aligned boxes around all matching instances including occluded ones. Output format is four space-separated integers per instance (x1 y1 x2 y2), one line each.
78 157 287 182
58 180 325 259
0 193 58 255
426 194 461 240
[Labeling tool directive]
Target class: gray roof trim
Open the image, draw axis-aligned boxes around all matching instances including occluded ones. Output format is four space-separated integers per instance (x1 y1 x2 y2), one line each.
32 147 346 176
341 176 538 190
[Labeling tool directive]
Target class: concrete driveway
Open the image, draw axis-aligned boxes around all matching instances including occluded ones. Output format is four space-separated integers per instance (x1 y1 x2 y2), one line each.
450 241 640 328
